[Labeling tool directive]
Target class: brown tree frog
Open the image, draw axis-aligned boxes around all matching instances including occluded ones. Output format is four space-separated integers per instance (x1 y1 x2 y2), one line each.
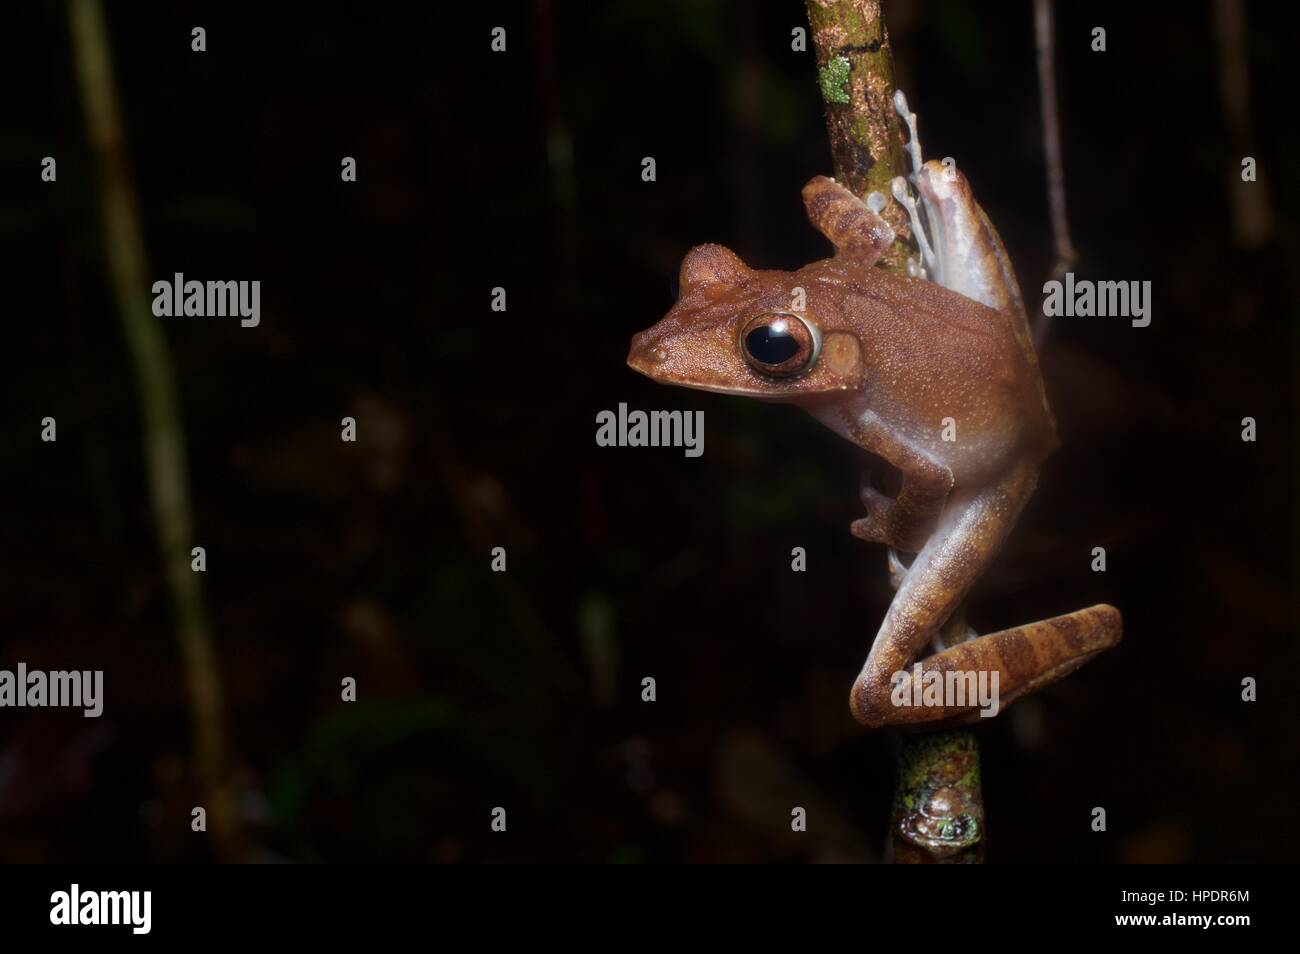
628 91 1121 728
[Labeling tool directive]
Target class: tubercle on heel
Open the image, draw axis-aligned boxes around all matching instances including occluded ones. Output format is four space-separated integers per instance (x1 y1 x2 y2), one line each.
849 679 891 729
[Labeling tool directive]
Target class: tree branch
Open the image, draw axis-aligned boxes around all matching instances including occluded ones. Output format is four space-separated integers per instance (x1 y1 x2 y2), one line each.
805 0 985 864
805 0 913 271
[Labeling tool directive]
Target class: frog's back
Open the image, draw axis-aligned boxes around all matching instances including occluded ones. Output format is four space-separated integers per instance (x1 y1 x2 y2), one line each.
810 259 1058 462
972 203 1056 443
813 246 1057 454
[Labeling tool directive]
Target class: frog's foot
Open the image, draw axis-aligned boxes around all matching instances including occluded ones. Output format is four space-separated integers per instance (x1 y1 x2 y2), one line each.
852 485 933 554
891 176 937 280
893 89 925 177
886 547 910 591
851 508 892 547
852 471 894 545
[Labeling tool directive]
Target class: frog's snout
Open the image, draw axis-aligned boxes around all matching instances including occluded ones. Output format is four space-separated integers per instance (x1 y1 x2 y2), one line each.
627 329 670 378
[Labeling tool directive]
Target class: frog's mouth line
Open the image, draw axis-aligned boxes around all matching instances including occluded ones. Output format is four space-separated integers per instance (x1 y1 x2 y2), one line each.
626 366 795 402
626 359 777 398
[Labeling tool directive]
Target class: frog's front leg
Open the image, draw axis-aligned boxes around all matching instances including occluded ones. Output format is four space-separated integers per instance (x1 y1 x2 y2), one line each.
801 175 895 265
851 450 951 554
822 409 953 554
849 463 1122 727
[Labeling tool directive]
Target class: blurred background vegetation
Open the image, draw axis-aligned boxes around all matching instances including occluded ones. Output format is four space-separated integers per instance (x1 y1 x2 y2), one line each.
1 0 1296 862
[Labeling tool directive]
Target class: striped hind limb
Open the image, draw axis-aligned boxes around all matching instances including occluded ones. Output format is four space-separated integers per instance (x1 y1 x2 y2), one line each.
849 462 1122 727
868 605 1121 728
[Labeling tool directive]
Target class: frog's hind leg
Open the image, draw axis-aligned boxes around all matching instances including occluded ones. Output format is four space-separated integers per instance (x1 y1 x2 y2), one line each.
849 463 1121 727
850 465 1034 726
900 604 1122 728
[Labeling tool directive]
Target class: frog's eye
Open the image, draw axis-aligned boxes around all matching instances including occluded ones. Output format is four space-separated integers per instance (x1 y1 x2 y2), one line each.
740 313 819 377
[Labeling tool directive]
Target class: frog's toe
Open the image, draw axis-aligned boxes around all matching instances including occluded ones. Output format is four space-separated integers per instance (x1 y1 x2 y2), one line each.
850 514 893 547
858 476 892 512
850 515 884 544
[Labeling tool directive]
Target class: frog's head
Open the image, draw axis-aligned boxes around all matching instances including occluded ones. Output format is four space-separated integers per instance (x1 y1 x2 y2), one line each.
628 243 865 402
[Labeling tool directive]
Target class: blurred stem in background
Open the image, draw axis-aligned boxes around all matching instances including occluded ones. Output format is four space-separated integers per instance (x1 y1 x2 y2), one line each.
804 0 984 863
1210 0 1272 249
68 0 245 862
1034 0 1078 284
1032 0 1076 348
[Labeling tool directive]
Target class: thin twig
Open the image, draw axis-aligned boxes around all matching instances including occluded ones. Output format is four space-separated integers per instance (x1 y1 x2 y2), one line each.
1211 0 1272 248
1034 0 1077 346
68 0 245 862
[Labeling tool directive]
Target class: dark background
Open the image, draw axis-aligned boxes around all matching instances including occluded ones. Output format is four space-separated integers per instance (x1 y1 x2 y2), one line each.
2 0 1297 862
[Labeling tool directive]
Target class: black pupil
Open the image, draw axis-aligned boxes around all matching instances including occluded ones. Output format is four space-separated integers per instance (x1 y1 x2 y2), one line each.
746 322 800 365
